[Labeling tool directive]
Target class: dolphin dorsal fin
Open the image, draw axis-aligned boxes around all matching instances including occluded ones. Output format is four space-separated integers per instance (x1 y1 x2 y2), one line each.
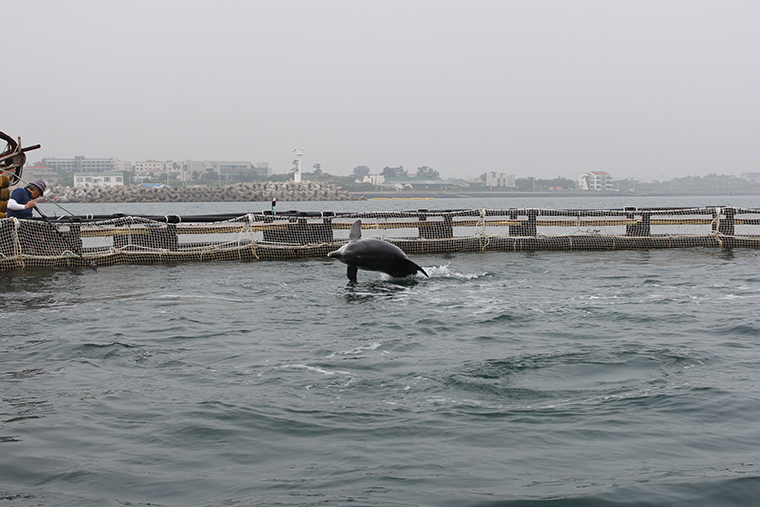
349 220 362 241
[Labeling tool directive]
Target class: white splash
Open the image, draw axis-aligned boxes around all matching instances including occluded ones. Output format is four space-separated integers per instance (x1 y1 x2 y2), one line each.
423 264 488 280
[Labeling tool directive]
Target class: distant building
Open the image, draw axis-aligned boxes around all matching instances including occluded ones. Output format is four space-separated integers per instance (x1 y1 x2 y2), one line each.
134 168 165 183
255 163 272 177
134 160 166 173
217 161 254 174
132 160 271 183
43 156 131 173
74 172 124 188
17 162 57 187
485 172 516 188
43 156 272 179
190 161 251 175
578 171 613 191
381 178 469 191
448 178 470 187
182 160 270 177
362 174 385 185
740 172 760 182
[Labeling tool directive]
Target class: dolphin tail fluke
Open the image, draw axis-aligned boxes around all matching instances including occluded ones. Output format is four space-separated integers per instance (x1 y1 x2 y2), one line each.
412 262 428 278
347 265 358 281
385 260 428 278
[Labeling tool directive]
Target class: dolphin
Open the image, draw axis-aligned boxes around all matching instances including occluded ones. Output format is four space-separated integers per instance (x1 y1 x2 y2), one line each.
328 220 429 281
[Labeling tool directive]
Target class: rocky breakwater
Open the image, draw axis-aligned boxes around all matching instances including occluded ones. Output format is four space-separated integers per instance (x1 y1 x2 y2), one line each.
47 181 362 203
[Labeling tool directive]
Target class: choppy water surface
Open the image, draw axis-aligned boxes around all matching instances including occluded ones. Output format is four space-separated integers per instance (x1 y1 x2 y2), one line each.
3 198 760 506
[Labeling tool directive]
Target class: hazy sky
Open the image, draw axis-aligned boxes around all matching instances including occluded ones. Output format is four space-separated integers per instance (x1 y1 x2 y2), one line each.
6 1 759 181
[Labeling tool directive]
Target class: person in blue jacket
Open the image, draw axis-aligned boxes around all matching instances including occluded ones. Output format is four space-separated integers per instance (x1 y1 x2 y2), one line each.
7 179 46 219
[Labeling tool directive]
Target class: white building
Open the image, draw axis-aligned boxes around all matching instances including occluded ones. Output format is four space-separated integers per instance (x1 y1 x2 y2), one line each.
578 171 614 191
134 160 166 173
74 172 124 188
362 174 385 185
485 172 516 188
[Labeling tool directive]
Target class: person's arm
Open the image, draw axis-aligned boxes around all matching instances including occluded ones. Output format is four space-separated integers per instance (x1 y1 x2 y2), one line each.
7 198 25 211
7 197 36 210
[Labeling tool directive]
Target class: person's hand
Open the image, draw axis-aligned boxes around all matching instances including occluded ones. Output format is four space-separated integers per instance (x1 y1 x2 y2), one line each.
25 200 37 209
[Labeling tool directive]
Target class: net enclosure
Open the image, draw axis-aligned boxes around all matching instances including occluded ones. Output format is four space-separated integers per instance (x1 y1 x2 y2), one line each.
2 206 760 269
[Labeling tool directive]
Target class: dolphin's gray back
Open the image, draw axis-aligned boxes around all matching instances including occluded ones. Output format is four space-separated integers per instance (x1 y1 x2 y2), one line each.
338 238 427 279
328 219 428 280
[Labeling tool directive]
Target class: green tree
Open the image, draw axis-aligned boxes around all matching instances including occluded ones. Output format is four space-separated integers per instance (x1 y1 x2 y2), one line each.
352 165 371 179
544 176 575 190
513 176 575 191
515 177 535 191
416 166 440 179
203 170 220 184
381 166 406 178
56 171 74 187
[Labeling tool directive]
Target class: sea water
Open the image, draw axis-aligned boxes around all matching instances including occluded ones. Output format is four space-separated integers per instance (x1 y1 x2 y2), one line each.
2 196 760 506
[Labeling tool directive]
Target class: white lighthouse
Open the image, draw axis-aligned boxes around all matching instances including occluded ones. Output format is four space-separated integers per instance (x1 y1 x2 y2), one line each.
292 147 303 183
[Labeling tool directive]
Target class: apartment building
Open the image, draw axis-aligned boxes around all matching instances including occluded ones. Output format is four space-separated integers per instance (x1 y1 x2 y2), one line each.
485 172 516 188
578 171 614 191
43 156 132 173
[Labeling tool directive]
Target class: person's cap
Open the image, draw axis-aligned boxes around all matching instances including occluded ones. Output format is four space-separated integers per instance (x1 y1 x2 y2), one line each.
31 180 46 194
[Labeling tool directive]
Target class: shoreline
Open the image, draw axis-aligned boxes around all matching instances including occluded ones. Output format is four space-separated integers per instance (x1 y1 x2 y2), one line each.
351 190 760 199
33 184 760 205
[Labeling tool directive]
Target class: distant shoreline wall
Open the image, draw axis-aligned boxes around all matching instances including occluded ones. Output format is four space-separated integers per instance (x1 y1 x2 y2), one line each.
40 184 760 204
45 181 363 203
353 190 760 199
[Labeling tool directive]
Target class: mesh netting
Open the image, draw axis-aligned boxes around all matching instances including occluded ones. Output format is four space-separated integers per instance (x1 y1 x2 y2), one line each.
2 207 760 269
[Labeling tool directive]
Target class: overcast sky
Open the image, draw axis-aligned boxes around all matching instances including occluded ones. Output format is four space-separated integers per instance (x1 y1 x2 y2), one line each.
6 0 759 181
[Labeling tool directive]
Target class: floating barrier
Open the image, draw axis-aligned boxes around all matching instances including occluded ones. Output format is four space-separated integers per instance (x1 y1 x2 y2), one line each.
1 206 759 269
